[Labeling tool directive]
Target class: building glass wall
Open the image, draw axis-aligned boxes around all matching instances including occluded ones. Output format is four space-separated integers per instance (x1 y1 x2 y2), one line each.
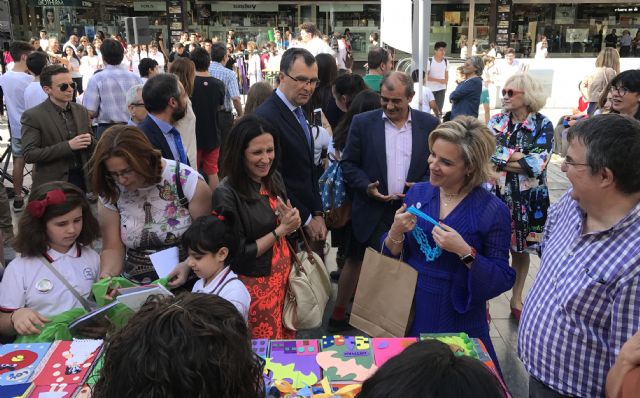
8 1 640 58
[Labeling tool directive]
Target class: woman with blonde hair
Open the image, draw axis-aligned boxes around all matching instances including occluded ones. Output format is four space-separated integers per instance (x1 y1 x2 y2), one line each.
487 73 554 322
586 47 620 115
169 58 198 167
383 116 514 370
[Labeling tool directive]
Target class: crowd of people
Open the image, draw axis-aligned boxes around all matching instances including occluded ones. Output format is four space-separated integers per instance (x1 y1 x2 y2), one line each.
0 22 638 397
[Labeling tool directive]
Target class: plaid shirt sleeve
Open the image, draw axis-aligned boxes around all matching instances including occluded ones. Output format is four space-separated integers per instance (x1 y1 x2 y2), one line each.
610 268 640 366
82 75 100 114
226 71 240 99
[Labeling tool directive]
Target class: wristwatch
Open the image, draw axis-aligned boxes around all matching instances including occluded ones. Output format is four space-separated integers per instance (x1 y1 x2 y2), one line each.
460 247 477 265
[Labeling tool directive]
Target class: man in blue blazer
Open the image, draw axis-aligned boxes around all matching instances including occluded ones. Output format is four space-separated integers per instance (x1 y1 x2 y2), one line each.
331 71 439 330
255 48 327 244
138 73 190 165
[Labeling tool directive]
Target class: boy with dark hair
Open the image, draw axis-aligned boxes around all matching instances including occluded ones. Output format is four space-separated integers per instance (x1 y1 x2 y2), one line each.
138 58 159 82
363 47 393 92
426 41 449 114
24 51 49 110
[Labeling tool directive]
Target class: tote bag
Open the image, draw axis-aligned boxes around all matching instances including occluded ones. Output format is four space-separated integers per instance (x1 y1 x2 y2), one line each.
350 247 418 337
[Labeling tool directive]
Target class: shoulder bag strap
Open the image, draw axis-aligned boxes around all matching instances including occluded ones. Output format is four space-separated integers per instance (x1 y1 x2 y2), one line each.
213 277 240 295
298 227 320 268
37 255 94 311
174 160 188 209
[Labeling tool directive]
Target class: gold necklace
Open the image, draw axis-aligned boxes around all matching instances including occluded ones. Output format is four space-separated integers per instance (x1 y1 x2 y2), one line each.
441 190 460 207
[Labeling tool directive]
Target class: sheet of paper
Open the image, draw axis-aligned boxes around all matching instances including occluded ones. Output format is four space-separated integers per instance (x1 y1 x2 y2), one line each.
117 284 173 312
149 247 179 278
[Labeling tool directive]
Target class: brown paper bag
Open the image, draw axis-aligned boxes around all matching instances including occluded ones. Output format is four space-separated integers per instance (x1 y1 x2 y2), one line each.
349 247 418 337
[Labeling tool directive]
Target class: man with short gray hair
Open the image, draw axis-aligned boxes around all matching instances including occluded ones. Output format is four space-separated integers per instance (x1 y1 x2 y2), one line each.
126 84 146 125
334 71 439 330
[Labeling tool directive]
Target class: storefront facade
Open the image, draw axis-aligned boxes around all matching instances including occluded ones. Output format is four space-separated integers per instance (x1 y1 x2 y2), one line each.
7 0 640 58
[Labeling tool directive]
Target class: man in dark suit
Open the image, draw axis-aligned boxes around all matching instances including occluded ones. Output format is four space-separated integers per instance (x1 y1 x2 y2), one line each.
138 73 189 165
22 64 94 191
254 48 327 245
331 71 440 330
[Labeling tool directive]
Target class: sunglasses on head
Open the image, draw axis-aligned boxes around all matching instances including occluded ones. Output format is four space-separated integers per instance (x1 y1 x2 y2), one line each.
57 82 76 91
502 88 524 98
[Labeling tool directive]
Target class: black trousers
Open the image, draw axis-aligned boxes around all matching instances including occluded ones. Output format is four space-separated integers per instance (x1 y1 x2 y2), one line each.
529 377 574 398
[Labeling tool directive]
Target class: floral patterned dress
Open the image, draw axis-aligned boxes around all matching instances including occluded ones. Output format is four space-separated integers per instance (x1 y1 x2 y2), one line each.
238 190 295 340
101 159 201 283
487 112 554 253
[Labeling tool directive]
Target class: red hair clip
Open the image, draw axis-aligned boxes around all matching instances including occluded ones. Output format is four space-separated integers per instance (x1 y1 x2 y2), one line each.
27 189 67 218
211 210 224 221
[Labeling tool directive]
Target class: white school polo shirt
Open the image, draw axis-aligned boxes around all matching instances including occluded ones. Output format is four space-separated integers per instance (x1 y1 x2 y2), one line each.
0 245 100 317
191 266 251 321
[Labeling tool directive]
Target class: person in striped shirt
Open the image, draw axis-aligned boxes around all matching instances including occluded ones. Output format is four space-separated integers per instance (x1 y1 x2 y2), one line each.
518 114 640 397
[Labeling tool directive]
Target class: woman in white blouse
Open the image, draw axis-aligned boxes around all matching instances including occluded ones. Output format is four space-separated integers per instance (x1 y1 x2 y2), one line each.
80 44 102 91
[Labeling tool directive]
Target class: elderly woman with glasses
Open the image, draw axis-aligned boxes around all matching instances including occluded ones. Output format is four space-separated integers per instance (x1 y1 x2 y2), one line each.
449 55 484 119
88 125 212 285
609 69 640 120
486 72 554 322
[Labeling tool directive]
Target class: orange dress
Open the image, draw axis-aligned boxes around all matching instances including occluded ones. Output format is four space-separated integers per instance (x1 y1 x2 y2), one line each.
238 191 295 339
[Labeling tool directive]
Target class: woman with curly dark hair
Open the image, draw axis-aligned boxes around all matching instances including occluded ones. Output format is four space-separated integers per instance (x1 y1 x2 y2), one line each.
93 293 264 398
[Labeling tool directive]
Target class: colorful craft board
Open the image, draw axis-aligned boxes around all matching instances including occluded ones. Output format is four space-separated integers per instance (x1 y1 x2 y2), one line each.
32 339 103 388
317 335 377 383
28 383 79 397
0 343 52 386
419 333 479 359
251 339 270 359
0 382 31 397
265 340 322 389
371 337 418 367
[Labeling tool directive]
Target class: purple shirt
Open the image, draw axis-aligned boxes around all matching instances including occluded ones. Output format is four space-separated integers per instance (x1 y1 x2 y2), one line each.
518 190 640 397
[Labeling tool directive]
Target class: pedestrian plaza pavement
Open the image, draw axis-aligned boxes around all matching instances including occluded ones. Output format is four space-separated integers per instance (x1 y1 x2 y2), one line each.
0 109 572 398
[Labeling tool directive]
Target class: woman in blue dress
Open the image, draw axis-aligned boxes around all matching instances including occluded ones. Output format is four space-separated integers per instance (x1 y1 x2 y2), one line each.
382 116 515 369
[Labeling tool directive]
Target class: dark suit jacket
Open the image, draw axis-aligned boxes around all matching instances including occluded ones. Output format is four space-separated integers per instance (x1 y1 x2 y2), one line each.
449 76 482 119
341 108 440 243
21 98 94 190
254 91 321 222
138 115 188 165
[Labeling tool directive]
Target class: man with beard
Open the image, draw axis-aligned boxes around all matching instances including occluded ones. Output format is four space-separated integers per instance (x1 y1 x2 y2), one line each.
137 73 190 165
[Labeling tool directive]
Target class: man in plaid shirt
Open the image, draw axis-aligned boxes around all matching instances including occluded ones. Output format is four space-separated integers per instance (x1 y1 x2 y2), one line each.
519 114 640 397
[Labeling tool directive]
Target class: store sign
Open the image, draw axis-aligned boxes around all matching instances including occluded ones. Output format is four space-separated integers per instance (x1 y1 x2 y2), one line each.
318 5 364 13
134 1 166 12
28 0 84 6
555 6 575 24
494 0 512 47
614 7 639 12
211 3 278 12
167 0 184 43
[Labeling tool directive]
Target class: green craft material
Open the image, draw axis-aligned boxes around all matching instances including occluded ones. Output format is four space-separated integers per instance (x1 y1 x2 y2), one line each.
14 277 171 343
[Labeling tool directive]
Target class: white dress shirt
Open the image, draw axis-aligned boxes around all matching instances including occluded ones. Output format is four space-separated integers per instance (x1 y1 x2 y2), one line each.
384 111 413 196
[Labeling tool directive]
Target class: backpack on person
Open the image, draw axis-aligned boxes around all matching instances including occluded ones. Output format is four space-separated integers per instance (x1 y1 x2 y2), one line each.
319 157 351 228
